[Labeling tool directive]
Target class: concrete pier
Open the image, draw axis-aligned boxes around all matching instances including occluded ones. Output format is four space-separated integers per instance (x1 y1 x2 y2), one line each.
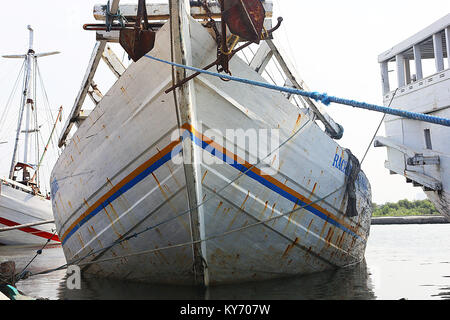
371 215 449 225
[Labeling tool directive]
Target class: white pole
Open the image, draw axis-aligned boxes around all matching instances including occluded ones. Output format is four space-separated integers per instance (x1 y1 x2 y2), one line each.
413 45 423 80
380 61 390 95
433 32 444 72
27 25 34 50
404 58 411 84
9 28 34 180
0 220 55 233
23 26 35 174
396 54 406 88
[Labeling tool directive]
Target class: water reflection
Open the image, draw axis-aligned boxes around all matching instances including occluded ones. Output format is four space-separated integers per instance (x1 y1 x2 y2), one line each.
2 224 450 300
57 261 376 300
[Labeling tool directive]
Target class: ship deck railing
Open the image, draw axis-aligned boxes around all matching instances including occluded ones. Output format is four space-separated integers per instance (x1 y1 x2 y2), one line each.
378 13 450 96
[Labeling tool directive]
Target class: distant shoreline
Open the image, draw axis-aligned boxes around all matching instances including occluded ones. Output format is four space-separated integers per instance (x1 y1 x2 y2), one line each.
371 215 449 225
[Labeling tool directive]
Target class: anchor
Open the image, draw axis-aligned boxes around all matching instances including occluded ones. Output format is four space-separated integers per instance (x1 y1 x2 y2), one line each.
222 0 266 44
119 0 156 62
83 0 156 62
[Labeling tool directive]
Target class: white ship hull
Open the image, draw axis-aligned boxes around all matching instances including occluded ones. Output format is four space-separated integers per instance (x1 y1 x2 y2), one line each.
0 182 59 245
51 17 372 285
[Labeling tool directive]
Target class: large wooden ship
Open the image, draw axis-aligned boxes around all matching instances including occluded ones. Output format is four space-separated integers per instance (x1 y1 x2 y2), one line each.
50 0 372 286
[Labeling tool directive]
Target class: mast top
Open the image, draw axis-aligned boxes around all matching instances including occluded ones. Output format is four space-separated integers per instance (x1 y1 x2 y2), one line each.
2 25 60 59
27 25 34 52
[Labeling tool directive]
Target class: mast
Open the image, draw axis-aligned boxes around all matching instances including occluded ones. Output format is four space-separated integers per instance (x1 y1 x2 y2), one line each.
23 26 35 168
3 25 60 185
9 26 34 181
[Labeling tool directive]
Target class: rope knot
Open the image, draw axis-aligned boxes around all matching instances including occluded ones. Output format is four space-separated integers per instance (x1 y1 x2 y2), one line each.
310 92 331 106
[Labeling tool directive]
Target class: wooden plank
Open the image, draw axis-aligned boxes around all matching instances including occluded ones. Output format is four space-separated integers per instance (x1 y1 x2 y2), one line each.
87 80 103 106
58 41 106 147
96 30 120 43
102 45 126 78
95 19 273 43
93 2 273 21
249 41 273 75
58 0 121 147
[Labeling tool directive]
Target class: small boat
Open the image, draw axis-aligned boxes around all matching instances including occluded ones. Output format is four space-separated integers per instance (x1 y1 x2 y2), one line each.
51 0 372 286
0 26 61 245
375 14 450 220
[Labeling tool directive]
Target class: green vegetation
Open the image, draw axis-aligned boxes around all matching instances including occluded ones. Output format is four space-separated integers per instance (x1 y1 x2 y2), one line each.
372 199 439 217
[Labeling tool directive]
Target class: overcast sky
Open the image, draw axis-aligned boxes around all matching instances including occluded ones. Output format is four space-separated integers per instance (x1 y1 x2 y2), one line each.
0 0 448 203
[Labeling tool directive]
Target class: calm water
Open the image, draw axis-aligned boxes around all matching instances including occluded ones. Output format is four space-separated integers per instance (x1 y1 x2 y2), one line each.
1 224 449 300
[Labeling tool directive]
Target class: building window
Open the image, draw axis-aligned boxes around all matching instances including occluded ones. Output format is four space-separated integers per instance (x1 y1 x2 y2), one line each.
424 129 433 150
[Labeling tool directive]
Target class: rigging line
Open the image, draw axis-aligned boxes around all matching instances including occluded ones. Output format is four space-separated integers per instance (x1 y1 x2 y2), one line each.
0 60 26 135
36 61 58 140
31 107 63 185
273 0 300 74
15 230 58 281
360 88 399 165
36 61 57 130
0 60 25 123
36 61 61 160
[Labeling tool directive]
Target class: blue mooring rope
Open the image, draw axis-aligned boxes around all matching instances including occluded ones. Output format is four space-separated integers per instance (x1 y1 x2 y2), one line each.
144 54 450 127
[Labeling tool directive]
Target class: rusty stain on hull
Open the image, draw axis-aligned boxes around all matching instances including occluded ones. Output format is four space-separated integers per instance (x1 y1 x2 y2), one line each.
201 170 208 184
213 201 223 217
282 237 299 258
309 182 318 199
227 191 250 230
258 200 269 220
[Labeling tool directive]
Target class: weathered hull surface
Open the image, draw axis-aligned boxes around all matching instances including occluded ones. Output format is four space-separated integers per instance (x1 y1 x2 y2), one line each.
0 183 59 245
51 19 372 285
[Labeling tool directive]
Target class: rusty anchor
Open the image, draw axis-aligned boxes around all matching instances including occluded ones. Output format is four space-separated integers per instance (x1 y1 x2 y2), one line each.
216 0 266 76
83 0 156 62
222 0 266 44
119 0 156 62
